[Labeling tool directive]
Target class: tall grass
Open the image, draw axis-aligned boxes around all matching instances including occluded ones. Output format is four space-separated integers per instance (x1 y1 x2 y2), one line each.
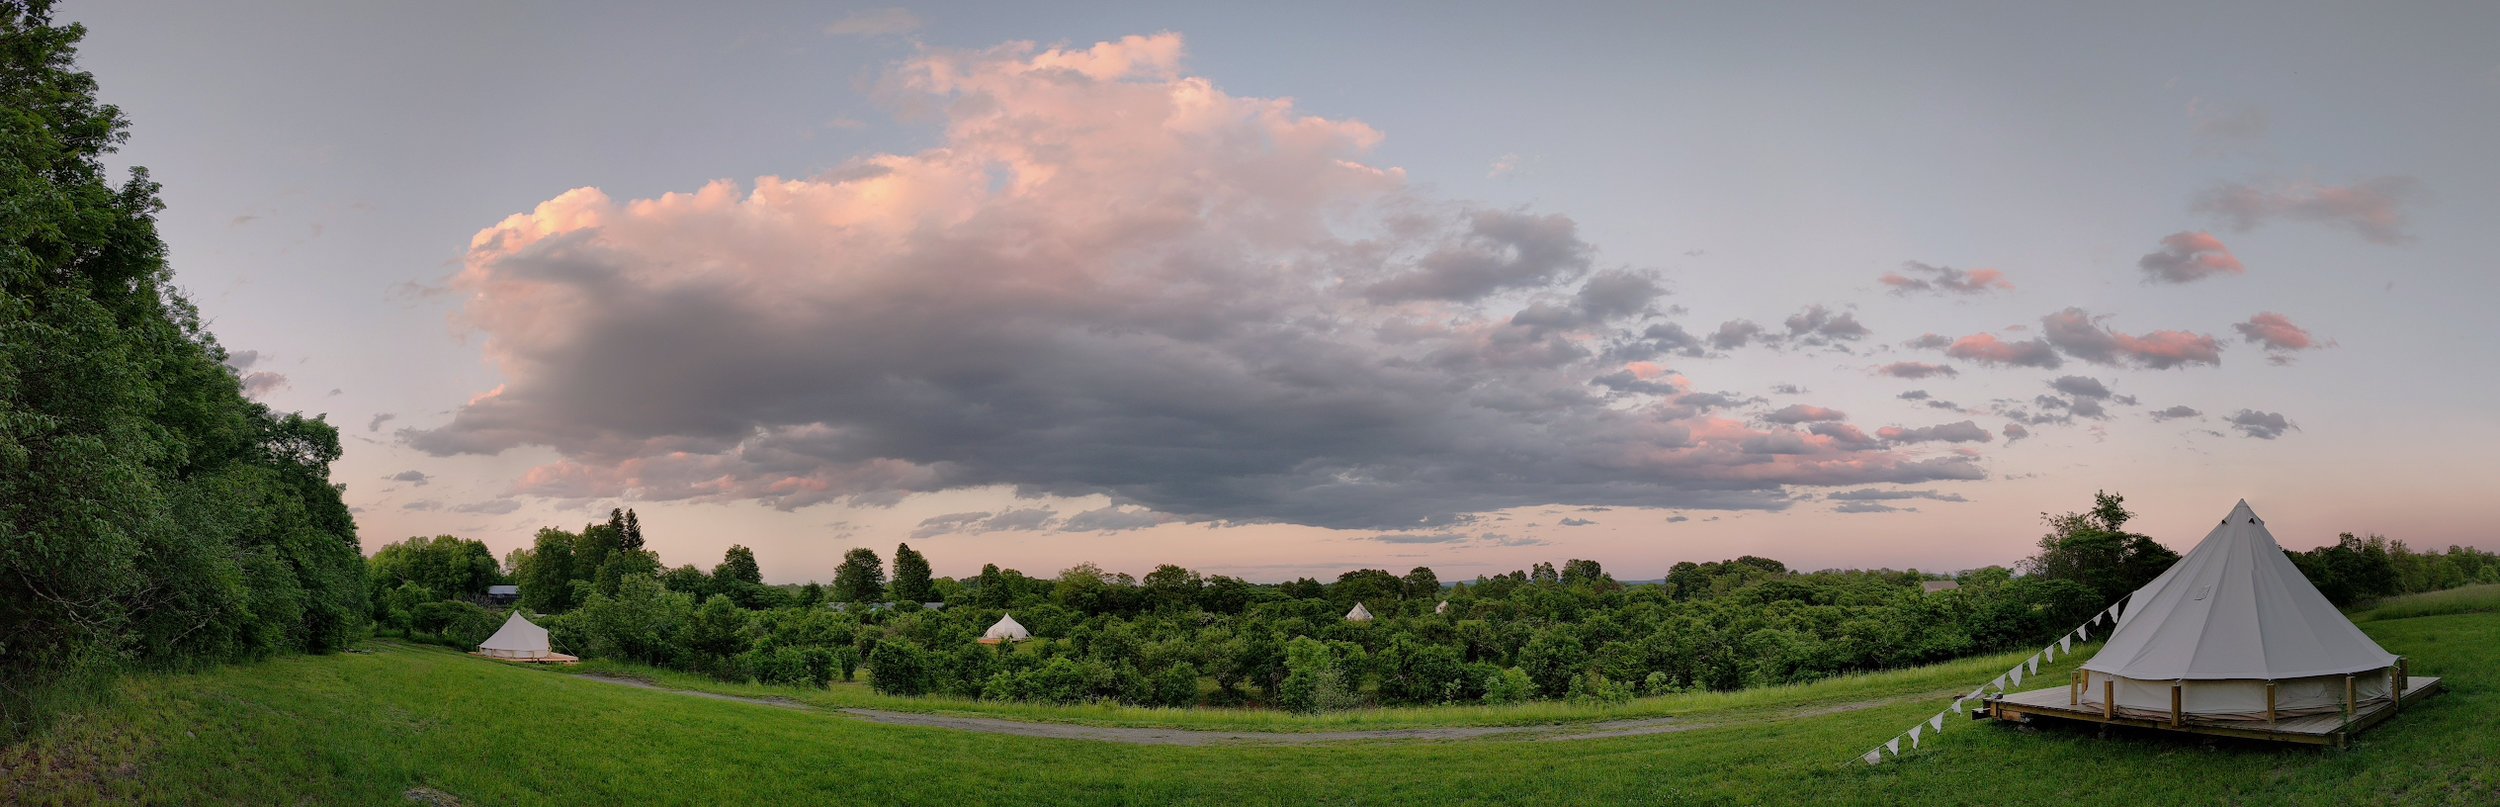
2351 583 2500 622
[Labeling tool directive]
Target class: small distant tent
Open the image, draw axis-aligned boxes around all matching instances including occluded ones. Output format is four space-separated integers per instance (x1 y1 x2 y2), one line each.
475 613 576 663
2078 500 2399 721
1434 600 1451 615
1921 580 1960 594
485 584 519 605
981 613 1031 644
1345 602 1374 622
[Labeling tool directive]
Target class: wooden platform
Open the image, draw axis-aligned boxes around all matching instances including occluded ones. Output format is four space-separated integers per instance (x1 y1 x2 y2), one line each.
471 651 579 665
1985 676 2442 747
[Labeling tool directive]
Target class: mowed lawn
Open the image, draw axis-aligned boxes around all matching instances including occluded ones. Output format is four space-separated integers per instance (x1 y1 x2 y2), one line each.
5 612 2494 806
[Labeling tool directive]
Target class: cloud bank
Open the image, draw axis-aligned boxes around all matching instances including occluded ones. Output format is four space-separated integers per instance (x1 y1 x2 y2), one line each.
408 34 1984 530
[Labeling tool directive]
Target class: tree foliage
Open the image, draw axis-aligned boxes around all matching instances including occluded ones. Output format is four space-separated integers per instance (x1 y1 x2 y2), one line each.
0 2 366 739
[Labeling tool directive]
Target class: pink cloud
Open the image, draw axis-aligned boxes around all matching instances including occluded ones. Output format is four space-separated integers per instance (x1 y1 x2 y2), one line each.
2136 231 2244 284
1880 262 2013 296
2039 308 2222 369
1942 333 2062 369
2234 311 2329 364
409 32 1985 529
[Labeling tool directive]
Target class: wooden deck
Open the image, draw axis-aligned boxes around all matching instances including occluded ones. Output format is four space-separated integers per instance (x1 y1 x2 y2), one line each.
471 651 580 665
1984 676 2442 747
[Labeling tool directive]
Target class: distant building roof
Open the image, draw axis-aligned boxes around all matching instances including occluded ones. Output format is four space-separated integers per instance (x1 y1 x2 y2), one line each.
1921 580 1960 593
487 585 519 595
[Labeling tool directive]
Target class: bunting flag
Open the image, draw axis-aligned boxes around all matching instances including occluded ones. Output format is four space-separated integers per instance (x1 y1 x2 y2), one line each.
1847 597 2128 766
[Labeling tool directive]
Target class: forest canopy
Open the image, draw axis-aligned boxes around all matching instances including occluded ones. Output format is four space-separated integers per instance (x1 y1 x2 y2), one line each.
0 1 366 741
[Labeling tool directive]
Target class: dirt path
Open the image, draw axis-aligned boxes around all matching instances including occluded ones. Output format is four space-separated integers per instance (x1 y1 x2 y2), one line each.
576 674 1940 746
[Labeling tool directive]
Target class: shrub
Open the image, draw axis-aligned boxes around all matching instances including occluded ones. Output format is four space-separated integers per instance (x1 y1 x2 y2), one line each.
1481 667 1537 704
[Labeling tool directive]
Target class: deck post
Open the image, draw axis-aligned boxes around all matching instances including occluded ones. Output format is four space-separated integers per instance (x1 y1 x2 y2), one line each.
2389 664 2401 712
2265 681 2277 724
2103 679 2114 720
2169 682 2182 727
2071 670 2080 707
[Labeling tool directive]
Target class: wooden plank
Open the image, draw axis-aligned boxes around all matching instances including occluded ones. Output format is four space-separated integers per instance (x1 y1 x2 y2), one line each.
1985 678 2443 747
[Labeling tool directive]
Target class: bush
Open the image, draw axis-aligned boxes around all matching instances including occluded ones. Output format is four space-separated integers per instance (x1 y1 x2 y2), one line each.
1481 667 1537 704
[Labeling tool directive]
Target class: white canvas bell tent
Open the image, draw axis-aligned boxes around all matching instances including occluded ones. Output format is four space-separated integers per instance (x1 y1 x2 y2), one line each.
475 612 575 663
1345 602 1374 622
2077 500 2399 721
981 613 1031 644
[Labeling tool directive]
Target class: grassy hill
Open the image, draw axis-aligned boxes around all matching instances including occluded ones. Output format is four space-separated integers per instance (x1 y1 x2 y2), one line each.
5 606 2492 806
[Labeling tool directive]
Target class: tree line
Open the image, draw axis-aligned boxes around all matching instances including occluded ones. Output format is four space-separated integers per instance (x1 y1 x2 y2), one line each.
368 492 2497 713
2 3 366 742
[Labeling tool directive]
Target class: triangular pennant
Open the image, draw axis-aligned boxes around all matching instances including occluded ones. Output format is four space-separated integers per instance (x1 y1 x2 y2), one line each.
1885 737 1901 756
2009 665 2025 687
1990 675 2007 692
1930 713 1947 733
1950 698 1964 714
1909 724 1924 749
2027 654 2041 675
2060 635 2073 654
2043 644 2056 663
2077 624 2090 642
1864 749 1883 765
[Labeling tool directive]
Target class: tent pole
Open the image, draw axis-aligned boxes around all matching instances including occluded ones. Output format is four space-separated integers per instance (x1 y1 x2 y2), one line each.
2265 681 2277 724
2070 670 2079 707
2169 682 2182 727
2103 680 2114 720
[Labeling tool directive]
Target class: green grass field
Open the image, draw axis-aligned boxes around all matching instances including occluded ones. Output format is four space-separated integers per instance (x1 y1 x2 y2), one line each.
6 605 2494 805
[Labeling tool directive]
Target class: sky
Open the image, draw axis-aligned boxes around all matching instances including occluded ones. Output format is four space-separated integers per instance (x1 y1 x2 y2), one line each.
61 2 2500 583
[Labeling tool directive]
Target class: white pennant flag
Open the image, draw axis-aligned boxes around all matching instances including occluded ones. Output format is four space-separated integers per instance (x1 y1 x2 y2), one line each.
2077 624 2090 642
1930 713 1947 733
1909 724 1924 749
1990 675 2007 693
1863 749 1883 765
2043 644 2056 663
1950 698 1964 714
1885 737 1901 757
2027 654 2041 675
2009 665 2026 688
2060 635 2073 654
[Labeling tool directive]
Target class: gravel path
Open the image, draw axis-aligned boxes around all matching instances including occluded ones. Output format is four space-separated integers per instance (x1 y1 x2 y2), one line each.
575 674 1935 746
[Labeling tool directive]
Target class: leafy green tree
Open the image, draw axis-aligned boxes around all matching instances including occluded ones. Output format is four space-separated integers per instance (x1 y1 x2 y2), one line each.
713 545 763 587
2023 491 2179 604
1401 566 1441 600
659 564 710 596
621 508 644 551
512 528 579 613
1517 627 1587 698
833 547 885 603
890 543 934 603
1142 564 1203 612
